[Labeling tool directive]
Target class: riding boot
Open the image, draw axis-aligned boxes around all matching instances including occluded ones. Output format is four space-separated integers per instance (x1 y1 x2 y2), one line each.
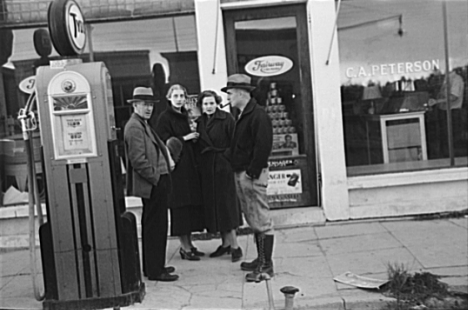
245 234 274 282
263 234 274 274
240 233 260 271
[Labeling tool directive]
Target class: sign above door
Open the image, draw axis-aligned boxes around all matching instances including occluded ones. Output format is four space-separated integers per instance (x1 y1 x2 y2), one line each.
245 55 293 77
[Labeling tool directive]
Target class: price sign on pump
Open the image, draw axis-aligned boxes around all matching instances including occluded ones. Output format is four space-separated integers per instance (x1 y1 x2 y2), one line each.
47 70 97 160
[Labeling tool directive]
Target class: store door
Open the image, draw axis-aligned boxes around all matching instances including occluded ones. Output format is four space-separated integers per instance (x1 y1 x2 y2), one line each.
223 4 318 208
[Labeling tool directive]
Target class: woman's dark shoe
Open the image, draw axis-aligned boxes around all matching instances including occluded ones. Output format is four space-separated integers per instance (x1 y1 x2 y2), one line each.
191 247 205 257
180 248 201 261
148 272 179 282
231 247 243 262
210 245 231 258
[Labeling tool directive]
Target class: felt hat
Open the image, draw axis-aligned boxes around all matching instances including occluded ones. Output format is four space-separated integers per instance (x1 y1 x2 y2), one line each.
221 74 256 93
127 87 156 103
166 137 183 163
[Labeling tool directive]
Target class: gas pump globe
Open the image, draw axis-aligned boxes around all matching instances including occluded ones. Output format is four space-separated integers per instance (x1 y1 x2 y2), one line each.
34 0 145 309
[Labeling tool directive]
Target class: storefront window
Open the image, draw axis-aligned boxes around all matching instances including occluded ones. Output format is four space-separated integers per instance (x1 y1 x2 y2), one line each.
338 0 468 175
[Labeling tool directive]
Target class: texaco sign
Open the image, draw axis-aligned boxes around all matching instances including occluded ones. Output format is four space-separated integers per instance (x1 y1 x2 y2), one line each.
48 0 86 56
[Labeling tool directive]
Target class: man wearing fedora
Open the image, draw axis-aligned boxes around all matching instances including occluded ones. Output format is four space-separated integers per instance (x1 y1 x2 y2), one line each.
124 87 179 282
222 74 274 282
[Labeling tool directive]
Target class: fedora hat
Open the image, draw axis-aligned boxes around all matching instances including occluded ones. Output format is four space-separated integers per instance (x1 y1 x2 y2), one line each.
221 74 256 93
127 87 155 103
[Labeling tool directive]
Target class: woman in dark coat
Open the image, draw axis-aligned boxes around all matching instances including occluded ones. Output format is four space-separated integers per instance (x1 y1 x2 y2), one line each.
195 90 243 262
155 84 205 261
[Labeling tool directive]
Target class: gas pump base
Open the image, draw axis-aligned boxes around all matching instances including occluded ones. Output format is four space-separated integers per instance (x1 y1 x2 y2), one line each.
42 284 145 310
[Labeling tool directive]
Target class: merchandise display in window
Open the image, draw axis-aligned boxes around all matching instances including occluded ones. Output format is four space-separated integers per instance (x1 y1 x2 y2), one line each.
264 82 299 157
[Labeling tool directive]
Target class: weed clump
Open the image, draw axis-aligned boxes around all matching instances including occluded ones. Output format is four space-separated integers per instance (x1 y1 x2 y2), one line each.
381 263 467 310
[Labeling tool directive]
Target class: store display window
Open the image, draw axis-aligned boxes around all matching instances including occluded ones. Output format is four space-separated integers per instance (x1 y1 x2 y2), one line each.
337 0 468 175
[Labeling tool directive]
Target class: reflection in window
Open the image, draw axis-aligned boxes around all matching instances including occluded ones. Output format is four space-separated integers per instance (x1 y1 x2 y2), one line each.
338 0 468 175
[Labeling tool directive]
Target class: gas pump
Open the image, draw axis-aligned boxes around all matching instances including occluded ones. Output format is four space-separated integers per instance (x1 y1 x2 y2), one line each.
33 0 145 309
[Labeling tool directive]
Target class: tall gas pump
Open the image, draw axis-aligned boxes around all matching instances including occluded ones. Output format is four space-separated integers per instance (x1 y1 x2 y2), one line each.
35 0 145 309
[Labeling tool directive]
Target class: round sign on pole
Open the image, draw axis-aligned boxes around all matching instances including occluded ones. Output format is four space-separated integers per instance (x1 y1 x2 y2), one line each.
245 56 294 77
19 76 36 94
33 29 52 58
48 0 86 56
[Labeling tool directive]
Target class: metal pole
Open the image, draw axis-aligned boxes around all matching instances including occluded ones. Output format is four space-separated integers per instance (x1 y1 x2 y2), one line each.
325 0 342 65
442 0 454 165
261 274 275 310
212 0 220 74
86 24 94 62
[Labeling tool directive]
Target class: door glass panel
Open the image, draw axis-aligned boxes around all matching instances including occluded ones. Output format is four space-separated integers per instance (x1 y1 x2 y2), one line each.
232 14 317 209
234 17 304 158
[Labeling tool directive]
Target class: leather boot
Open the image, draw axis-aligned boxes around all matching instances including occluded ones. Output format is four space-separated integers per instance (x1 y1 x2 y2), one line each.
263 234 274 274
240 233 260 271
245 234 274 282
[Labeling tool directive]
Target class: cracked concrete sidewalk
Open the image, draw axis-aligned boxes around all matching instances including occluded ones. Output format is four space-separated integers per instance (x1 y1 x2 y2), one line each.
1 217 467 310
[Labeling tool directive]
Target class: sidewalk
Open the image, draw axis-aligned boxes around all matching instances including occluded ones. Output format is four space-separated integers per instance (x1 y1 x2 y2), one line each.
1 217 467 310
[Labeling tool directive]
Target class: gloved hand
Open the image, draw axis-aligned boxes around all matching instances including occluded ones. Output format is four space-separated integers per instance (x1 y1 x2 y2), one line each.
166 137 183 163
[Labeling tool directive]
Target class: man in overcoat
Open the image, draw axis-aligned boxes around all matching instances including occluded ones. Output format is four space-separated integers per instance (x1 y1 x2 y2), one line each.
222 74 274 282
124 87 178 282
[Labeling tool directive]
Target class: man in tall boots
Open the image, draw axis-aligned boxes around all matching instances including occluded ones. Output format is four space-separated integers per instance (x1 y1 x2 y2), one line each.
222 74 274 282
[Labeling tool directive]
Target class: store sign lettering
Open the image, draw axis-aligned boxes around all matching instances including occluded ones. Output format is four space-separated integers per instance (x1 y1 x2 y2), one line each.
346 59 440 78
245 56 293 77
67 2 86 51
19 76 36 94
268 194 300 203
268 159 297 168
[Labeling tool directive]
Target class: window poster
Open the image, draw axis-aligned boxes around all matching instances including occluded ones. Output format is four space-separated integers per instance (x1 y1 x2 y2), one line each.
186 94 201 133
186 94 201 119
267 169 302 203
272 133 299 156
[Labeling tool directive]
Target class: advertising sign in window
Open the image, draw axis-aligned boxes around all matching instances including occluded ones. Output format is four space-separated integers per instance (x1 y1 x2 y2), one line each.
267 169 302 203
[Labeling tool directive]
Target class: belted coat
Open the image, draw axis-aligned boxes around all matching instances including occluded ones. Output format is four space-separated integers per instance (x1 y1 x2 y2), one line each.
195 109 241 233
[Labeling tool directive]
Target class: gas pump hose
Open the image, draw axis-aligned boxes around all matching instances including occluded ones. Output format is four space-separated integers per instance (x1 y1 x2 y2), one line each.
19 91 45 301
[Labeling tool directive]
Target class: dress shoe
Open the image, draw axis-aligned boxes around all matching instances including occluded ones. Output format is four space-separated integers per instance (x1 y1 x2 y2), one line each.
180 248 200 261
148 272 179 282
191 247 205 257
209 245 231 258
231 247 243 262
245 263 274 282
241 258 258 271
144 266 175 277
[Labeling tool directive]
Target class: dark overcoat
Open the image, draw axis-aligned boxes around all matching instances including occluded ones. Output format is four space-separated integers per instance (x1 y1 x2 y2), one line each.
155 106 203 208
196 109 241 233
